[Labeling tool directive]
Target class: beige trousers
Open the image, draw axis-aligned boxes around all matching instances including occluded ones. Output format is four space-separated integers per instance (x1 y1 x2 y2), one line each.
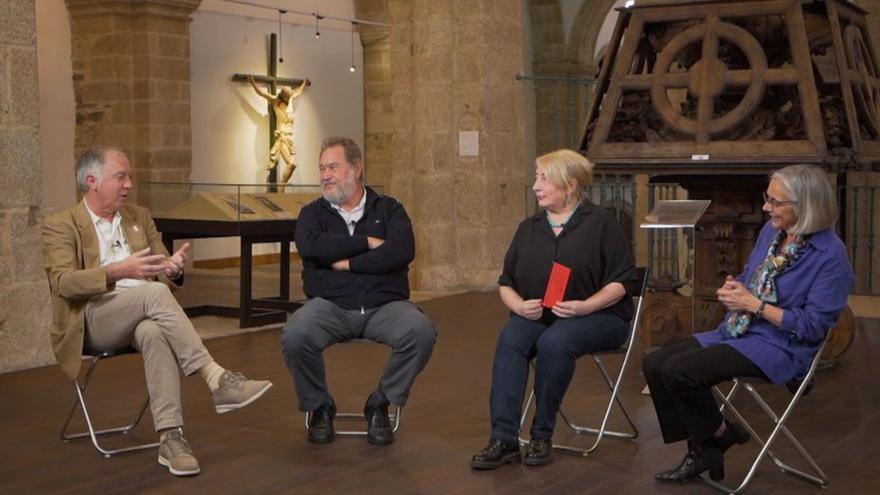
85 282 213 431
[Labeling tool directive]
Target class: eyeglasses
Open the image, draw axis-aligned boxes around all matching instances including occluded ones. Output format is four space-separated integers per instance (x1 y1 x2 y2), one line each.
762 191 797 208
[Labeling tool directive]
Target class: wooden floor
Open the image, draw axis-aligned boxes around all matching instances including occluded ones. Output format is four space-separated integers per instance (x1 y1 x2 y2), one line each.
2 292 878 495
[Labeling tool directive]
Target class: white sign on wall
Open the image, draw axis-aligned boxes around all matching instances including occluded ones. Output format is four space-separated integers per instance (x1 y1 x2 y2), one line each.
458 130 480 157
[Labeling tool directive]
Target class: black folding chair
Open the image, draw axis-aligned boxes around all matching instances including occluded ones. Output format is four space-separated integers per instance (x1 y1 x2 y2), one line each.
518 267 650 456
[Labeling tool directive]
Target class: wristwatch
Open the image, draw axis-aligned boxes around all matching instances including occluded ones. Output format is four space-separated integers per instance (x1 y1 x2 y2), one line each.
755 301 766 319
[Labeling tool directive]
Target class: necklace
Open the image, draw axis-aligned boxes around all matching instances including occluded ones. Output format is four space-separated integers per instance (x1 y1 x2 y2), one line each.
546 204 578 228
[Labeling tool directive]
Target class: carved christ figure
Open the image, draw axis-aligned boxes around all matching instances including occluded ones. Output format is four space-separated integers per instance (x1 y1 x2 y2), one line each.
248 75 311 185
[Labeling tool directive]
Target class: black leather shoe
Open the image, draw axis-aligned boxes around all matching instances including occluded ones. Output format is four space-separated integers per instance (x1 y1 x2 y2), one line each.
523 438 554 466
307 402 336 444
655 443 724 482
714 420 750 453
471 439 521 470
364 398 394 446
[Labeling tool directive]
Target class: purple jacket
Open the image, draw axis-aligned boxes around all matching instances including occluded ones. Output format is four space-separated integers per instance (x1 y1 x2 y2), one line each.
696 221 854 384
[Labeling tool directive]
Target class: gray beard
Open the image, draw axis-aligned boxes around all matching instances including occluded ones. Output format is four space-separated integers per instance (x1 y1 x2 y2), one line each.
322 180 357 206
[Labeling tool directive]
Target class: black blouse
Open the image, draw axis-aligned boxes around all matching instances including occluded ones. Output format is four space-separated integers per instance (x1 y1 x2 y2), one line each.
498 201 638 322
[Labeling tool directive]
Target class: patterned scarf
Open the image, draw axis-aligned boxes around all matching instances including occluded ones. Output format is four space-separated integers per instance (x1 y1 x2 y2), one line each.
725 231 807 337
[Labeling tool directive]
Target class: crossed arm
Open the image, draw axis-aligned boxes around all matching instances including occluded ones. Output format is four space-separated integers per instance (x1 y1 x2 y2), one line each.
295 202 415 275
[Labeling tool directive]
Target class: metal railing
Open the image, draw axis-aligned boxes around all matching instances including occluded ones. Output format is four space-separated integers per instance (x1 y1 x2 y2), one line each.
840 185 879 295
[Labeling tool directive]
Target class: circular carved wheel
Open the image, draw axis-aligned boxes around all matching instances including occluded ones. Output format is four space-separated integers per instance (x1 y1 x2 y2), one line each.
844 25 880 137
650 18 768 137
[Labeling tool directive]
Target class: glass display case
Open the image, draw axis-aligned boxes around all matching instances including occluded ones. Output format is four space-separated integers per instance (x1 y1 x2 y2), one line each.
136 181 384 328
640 199 711 336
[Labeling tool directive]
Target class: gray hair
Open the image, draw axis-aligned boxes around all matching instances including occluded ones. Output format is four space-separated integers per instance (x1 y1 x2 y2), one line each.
320 136 362 166
75 147 125 192
771 164 838 235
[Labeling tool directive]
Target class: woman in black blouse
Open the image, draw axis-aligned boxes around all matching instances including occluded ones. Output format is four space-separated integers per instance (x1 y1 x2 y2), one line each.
471 149 638 470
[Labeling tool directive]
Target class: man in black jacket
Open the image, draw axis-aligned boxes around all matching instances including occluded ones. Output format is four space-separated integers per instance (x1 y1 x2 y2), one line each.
281 136 436 445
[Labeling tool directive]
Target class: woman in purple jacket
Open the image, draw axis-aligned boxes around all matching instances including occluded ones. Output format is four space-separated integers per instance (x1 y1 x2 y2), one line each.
643 164 854 483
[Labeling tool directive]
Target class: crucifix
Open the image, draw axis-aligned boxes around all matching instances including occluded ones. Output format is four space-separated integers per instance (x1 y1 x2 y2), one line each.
233 33 309 191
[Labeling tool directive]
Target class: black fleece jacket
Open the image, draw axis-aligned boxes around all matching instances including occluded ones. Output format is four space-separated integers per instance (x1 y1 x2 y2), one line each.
295 187 414 310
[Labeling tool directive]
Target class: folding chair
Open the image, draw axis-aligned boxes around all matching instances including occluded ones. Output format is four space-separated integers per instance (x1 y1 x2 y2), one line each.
703 329 835 494
60 346 159 458
304 339 402 437
518 267 650 456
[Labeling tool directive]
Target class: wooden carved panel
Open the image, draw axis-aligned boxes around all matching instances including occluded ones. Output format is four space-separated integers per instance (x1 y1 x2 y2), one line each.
581 0 880 171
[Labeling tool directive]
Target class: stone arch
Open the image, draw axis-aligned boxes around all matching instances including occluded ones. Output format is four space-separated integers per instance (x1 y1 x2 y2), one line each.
567 0 620 69
527 0 566 65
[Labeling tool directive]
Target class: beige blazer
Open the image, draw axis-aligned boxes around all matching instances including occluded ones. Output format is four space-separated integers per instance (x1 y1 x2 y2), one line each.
42 202 177 379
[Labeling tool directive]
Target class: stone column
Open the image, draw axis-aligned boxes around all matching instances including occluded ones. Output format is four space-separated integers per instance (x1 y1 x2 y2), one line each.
66 0 201 190
0 0 53 373
386 0 526 290
354 15 393 188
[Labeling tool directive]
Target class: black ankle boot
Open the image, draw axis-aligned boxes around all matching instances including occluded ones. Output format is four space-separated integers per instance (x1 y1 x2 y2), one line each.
655 441 696 482
471 439 521 470
714 420 750 453
655 441 724 482
523 438 553 466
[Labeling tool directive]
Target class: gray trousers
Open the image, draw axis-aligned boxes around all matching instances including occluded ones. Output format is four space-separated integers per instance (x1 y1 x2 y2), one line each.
85 282 213 431
281 297 437 411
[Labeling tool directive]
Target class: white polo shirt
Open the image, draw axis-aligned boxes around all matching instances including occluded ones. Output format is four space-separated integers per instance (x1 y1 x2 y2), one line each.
330 187 367 235
84 202 147 290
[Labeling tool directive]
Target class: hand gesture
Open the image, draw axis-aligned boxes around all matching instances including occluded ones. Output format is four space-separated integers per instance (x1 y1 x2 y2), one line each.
716 276 759 312
112 248 167 280
552 300 590 318
519 299 544 320
163 242 190 278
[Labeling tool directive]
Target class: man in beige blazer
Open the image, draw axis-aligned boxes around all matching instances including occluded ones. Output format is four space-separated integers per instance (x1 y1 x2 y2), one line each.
43 147 273 477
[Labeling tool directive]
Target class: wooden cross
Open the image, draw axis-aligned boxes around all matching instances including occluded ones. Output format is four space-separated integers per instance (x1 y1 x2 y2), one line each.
232 33 305 188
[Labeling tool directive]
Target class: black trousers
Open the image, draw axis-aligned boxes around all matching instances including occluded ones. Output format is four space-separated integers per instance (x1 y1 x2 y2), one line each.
643 337 767 445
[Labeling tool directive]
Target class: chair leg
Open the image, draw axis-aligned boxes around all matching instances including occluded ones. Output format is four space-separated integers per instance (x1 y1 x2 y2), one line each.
60 356 159 458
518 355 638 457
305 407 402 437
703 382 829 494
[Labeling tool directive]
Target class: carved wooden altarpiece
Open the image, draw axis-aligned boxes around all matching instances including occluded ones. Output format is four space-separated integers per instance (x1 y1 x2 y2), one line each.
580 0 880 345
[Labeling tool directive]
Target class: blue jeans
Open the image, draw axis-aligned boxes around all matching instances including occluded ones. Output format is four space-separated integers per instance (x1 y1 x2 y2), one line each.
489 312 629 442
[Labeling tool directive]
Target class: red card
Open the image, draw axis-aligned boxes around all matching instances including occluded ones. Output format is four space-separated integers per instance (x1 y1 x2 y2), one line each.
542 262 571 308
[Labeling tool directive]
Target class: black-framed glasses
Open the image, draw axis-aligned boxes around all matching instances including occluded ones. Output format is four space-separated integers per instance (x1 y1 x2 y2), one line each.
762 191 797 207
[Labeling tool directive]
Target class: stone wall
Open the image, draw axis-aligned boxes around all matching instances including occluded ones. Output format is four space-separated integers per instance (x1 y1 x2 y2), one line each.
0 0 54 373
66 0 201 190
526 0 602 155
355 0 527 291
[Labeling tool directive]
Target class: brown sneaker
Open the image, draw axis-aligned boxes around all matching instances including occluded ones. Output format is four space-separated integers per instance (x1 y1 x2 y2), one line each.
212 370 273 414
158 428 200 476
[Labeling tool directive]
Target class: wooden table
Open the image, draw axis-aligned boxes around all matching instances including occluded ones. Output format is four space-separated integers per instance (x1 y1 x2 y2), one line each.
155 217 299 327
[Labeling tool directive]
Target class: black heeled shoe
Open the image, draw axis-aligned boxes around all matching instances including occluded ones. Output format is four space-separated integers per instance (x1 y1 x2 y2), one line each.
655 442 724 482
714 419 750 453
